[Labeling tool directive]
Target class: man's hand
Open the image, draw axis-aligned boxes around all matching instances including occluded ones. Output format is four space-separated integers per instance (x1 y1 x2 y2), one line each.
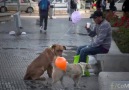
85 24 88 30
85 23 91 30
85 24 90 32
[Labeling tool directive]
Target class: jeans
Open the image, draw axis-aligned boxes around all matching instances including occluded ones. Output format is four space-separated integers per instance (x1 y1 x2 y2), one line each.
102 6 106 11
76 45 108 62
40 15 48 30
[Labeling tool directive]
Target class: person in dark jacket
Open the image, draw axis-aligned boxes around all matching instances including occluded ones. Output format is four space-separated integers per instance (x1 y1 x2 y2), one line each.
101 0 106 11
122 0 129 13
38 0 50 32
122 0 129 17
109 0 116 11
96 0 101 11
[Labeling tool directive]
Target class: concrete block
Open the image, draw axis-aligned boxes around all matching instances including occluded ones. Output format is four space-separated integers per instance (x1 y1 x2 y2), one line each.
0 13 12 22
97 54 129 72
54 10 67 15
108 40 122 54
99 72 129 90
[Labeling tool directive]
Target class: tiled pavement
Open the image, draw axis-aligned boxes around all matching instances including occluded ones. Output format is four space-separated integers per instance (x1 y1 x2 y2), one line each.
0 16 99 90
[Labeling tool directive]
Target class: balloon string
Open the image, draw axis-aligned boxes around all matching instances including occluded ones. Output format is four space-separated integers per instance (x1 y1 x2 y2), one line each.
57 23 75 44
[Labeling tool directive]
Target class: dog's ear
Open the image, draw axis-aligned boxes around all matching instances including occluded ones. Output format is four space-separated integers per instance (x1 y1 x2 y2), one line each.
63 46 66 50
51 44 57 49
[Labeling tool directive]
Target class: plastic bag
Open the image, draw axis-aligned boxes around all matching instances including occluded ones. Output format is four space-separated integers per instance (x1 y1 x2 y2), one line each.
87 55 97 65
73 55 97 65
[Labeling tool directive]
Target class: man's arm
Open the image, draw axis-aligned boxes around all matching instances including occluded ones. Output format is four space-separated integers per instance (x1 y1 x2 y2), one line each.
92 24 111 47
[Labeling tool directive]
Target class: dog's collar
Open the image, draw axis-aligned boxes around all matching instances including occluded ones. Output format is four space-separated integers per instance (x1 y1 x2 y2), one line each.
50 48 57 56
78 63 85 76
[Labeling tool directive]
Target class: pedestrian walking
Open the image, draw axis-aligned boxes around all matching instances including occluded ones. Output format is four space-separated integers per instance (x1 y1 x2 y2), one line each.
96 0 101 11
76 10 112 63
38 0 50 32
122 0 129 17
67 0 77 21
109 0 116 12
101 0 106 11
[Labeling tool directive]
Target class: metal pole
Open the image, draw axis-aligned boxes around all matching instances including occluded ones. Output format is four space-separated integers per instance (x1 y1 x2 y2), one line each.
17 0 20 12
54 3 55 16
13 12 22 36
14 0 22 36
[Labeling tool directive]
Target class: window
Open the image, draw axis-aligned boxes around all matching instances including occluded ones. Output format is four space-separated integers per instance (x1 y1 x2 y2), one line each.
21 0 29 3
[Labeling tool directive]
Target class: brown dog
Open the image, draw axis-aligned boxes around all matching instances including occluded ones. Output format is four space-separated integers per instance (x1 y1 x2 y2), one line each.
24 44 66 80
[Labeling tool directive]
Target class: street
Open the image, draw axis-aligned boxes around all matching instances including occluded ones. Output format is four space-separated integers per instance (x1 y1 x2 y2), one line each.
0 14 99 90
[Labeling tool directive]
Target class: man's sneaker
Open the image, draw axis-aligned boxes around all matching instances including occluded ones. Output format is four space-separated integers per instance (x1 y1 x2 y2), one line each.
40 26 43 32
44 27 47 32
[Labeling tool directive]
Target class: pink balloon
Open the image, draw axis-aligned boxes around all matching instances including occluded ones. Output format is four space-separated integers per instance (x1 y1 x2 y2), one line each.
71 11 81 24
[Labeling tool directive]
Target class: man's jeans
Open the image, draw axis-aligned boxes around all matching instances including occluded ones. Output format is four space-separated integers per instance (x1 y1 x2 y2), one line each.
76 45 108 62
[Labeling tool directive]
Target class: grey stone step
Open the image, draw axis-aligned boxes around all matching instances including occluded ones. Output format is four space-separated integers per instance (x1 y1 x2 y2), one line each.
97 54 129 72
99 72 129 90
